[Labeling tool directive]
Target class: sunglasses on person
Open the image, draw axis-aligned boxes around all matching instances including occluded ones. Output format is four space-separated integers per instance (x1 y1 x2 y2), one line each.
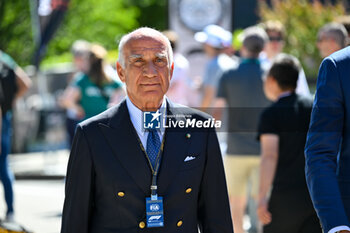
268 36 283 42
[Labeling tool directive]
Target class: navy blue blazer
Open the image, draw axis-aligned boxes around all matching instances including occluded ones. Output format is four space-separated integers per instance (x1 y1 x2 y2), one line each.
61 99 233 233
305 46 350 232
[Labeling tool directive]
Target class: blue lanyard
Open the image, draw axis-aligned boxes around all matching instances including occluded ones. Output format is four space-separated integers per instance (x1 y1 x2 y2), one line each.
136 130 166 198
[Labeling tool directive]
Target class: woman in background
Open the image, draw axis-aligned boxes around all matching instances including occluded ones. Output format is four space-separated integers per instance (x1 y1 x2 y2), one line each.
60 43 124 143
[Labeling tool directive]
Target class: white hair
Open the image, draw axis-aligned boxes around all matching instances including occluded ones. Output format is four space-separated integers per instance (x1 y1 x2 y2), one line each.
117 27 173 69
318 22 348 48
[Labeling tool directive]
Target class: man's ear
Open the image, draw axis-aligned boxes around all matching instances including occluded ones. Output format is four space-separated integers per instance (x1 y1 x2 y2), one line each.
269 76 279 87
169 62 174 80
265 76 275 86
267 75 281 94
116 62 126 83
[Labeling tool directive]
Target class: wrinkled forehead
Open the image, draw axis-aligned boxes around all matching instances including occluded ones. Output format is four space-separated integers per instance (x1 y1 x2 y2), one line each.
125 35 168 55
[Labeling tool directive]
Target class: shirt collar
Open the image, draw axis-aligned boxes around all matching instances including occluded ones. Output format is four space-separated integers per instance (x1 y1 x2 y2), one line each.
278 91 293 100
126 96 167 136
241 58 260 65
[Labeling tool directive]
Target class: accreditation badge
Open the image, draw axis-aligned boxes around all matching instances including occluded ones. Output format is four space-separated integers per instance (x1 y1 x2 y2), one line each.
146 196 164 227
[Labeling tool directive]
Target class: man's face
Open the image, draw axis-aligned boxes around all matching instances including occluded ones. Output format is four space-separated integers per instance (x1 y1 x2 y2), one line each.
317 34 341 58
117 36 173 110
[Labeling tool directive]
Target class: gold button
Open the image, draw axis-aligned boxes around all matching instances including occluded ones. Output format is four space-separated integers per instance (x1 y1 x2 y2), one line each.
177 220 183 227
117 192 125 197
139 221 146 229
186 188 192 194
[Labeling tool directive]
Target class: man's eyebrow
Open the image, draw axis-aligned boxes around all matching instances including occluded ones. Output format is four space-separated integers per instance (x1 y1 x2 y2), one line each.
155 53 167 59
129 54 143 60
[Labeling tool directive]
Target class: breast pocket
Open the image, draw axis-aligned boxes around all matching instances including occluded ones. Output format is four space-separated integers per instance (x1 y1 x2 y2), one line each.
179 153 205 171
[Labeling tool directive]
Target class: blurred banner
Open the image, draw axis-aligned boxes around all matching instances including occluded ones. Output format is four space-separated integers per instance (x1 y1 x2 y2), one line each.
32 0 70 69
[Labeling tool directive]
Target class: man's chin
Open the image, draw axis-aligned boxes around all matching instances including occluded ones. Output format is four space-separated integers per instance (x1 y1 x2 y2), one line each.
137 96 164 111
142 90 164 98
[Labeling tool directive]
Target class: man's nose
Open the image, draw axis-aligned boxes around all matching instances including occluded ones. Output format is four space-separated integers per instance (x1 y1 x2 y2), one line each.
143 62 157 77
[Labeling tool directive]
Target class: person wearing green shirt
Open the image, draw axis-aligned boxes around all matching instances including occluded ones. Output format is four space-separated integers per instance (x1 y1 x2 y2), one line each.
59 43 125 124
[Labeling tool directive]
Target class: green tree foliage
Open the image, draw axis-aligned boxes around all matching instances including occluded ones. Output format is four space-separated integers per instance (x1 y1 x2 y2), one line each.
46 0 140 60
0 0 167 67
45 0 168 65
0 1 33 66
259 0 345 78
124 0 168 30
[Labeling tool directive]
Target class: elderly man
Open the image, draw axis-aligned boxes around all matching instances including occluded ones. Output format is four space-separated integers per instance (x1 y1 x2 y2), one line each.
317 22 348 58
61 27 233 233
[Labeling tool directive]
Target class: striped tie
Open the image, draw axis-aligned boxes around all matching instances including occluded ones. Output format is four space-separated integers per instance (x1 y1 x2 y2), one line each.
146 129 161 169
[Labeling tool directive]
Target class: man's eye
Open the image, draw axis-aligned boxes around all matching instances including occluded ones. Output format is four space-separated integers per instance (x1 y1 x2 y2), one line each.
133 59 144 66
155 58 166 65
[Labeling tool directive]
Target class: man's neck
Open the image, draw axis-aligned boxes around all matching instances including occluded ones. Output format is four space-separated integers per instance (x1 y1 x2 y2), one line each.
276 89 294 100
141 102 163 112
128 96 163 112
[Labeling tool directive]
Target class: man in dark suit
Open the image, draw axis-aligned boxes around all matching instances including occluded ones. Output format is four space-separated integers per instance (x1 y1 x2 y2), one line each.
61 27 233 233
305 46 350 233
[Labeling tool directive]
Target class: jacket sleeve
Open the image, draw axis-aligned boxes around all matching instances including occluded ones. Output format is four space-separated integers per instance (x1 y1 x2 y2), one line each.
198 128 234 233
305 57 350 232
61 125 94 233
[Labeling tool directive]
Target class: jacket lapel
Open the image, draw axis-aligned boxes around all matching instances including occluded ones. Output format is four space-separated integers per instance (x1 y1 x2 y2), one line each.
98 100 151 195
158 100 192 194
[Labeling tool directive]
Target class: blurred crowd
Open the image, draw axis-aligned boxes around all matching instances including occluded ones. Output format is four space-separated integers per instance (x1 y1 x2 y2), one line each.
1 16 350 233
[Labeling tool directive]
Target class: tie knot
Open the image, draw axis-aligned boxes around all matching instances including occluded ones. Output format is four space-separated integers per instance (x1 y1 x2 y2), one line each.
147 128 158 133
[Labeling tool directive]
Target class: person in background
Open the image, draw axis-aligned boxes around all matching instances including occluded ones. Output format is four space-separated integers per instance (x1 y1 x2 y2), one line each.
162 30 190 106
0 50 32 222
0 80 3 219
216 26 270 233
71 40 91 74
59 43 124 125
194 24 238 109
317 22 348 58
260 20 311 97
0 80 3 160
257 54 321 233
0 81 2 147
60 40 91 146
336 15 350 43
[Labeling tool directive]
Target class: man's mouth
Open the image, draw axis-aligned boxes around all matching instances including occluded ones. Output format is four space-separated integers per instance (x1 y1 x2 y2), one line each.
141 83 159 87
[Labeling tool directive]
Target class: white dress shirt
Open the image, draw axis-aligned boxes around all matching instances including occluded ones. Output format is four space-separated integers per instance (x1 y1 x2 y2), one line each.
126 96 166 151
329 225 350 233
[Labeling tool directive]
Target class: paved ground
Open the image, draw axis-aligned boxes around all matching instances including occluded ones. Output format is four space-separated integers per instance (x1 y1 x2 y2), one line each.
0 180 65 233
0 150 69 232
9 150 69 180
